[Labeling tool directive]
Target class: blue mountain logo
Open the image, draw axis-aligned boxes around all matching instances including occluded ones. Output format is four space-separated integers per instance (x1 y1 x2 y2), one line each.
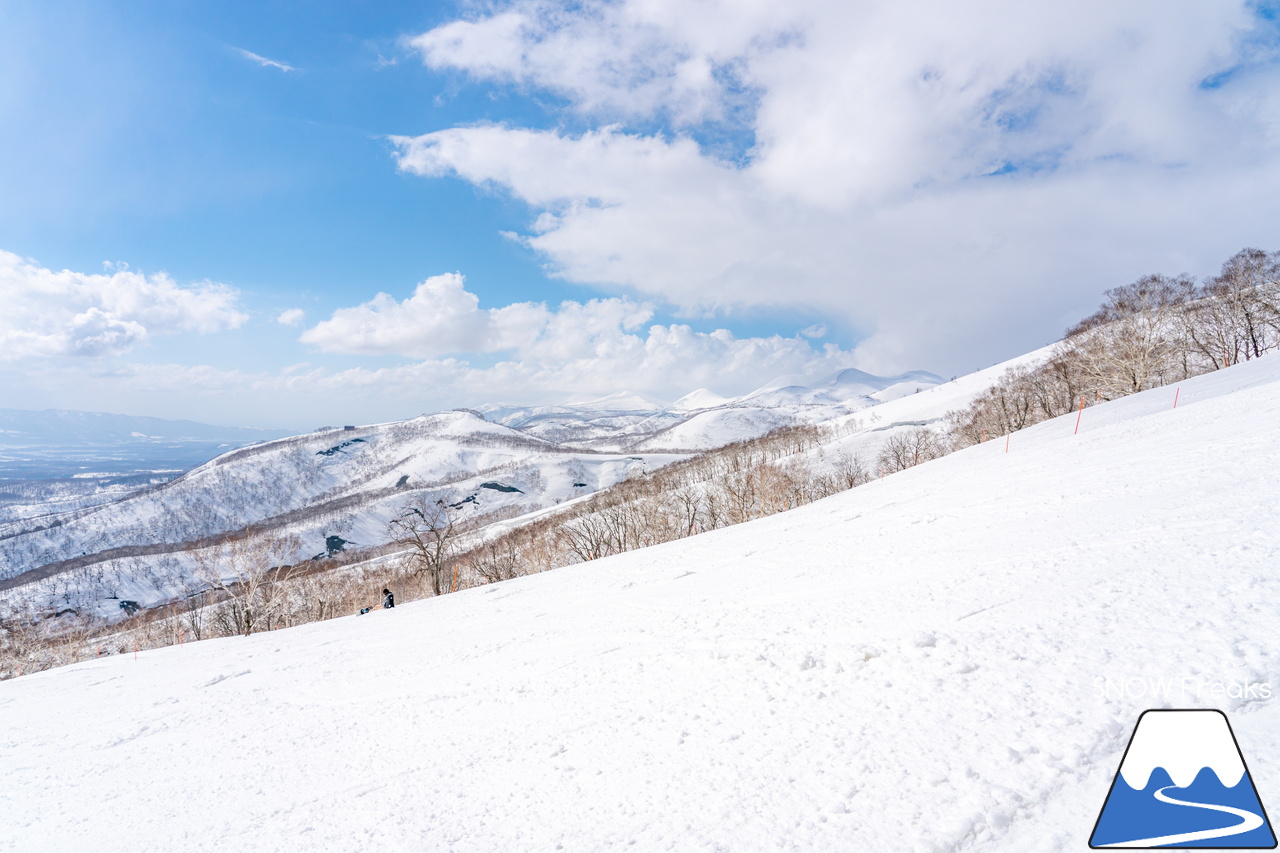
1090 709 1276 848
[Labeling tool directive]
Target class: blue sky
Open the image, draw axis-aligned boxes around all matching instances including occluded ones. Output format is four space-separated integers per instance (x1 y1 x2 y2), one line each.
1 2 595 349
2 1 1278 428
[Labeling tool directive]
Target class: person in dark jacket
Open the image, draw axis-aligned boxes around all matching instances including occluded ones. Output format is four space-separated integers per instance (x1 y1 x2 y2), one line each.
382 588 394 609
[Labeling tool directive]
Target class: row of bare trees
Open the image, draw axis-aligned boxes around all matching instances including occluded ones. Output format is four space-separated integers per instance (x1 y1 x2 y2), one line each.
948 248 1280 447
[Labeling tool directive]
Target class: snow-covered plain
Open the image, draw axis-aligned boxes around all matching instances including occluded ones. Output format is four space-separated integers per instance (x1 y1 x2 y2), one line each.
3 355 1279 851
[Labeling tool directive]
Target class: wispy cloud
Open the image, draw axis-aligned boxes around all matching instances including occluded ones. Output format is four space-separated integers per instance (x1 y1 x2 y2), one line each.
276 308 306 327
234 47 299 73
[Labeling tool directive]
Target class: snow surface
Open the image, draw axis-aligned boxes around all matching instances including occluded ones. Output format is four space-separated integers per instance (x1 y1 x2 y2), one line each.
3 355 1280 851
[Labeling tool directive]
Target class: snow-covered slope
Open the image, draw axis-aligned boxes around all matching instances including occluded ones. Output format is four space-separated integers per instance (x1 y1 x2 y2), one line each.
475 391 685 448
3 354 1278 851
0 412 680 615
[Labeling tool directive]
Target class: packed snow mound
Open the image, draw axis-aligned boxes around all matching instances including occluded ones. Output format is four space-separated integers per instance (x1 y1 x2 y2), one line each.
4 354 1280 851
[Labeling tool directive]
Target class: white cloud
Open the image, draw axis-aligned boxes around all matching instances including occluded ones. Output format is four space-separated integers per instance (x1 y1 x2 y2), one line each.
234 48 299 73
276 308 306 327
402 0 1280 374
408 2 791 124
290 273 857 407
0 251 247 360
300 272 502 357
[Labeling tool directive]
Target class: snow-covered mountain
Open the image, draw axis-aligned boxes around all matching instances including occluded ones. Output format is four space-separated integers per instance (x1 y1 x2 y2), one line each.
3 349 1278 851
0 361 987 621
0 410 682 615
475 391 686 448
478 366 946 450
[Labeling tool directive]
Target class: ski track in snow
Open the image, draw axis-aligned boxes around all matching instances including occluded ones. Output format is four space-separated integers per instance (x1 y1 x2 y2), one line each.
1 356 1280 850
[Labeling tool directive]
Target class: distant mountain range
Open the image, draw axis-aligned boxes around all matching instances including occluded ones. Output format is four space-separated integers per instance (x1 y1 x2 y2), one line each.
0 363 959 616
0 408 291 449
476 367 945 449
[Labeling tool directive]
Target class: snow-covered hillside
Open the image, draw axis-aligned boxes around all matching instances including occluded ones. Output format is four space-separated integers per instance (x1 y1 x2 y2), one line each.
0 412 680 617
3 353 1278 851
0 362 955 621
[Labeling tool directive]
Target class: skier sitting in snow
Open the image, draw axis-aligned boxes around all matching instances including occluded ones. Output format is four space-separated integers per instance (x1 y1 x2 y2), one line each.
382 588 394 609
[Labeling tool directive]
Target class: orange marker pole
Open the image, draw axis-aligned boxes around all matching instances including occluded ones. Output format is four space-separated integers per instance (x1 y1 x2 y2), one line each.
1173 387 1180 409
1074 396 1085 435
1005 434 1010 453
452 564 458 594
981 428 986 443
133 642 137 661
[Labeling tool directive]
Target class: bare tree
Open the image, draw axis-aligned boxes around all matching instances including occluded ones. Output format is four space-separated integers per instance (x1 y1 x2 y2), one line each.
1197 248 1280 363
877 427 948 474
471 537 522 584
389 497 460 596
831 452 871 490
1063 274 1193 398
191 532 302 637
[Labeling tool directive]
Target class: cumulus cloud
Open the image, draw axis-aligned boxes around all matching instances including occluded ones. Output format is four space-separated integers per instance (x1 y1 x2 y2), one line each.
295 272 857 404
0 251 247 360
402 0 1280 373
276 308 306 326
301 273 492 357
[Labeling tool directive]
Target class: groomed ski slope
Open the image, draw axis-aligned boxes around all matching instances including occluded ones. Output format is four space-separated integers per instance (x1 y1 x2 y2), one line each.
4 355 1280 852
